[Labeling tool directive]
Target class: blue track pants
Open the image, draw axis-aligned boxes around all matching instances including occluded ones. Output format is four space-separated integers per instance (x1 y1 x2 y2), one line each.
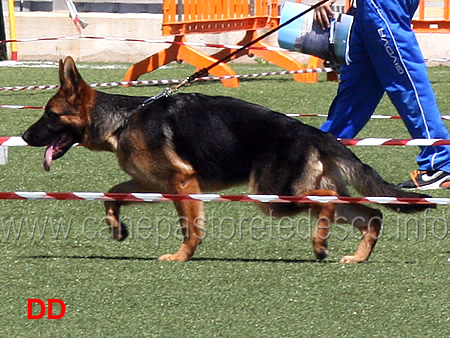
320 0 450 172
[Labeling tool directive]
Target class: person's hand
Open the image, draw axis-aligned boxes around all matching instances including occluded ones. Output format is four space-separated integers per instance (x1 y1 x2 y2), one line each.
314 0 336 30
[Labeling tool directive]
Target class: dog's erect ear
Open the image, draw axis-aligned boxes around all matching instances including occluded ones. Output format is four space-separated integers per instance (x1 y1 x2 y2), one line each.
59 56 85 98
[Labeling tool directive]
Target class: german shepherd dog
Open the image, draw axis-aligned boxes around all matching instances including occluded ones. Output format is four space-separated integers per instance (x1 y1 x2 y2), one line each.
23 56 431 263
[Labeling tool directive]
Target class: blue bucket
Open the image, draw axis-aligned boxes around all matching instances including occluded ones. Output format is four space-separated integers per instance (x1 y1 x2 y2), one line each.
278 1 353 65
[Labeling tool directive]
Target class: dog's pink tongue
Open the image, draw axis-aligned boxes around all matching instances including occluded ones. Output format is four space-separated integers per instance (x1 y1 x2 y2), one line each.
44 145 54 171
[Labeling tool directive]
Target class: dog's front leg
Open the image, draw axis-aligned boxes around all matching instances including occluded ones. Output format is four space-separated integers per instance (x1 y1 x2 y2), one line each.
104 179 148 241
158 174 205 262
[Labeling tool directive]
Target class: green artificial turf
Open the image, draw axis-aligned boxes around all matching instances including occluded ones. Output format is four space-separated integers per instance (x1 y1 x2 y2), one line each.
0 61 448 337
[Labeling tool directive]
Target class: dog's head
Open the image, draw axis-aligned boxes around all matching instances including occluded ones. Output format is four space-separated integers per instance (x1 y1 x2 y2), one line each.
22 56 95 171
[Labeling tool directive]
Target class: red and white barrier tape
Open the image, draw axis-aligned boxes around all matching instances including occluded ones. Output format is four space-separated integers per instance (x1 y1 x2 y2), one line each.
286 114 450 121
0 137 28 146
338 138 450 147
1 35 450 65
0 35 289 52
0 84 59 92
0 191 448 205
0 105 45 110
1 136 449 147
424 57 450 63
0 67 332 92
2 105 449 122
0 81 155 92
0 36 79 44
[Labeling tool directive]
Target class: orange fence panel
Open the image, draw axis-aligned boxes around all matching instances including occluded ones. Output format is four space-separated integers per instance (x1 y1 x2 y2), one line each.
412 0 450 32
163 0 271 35
124 0 310 87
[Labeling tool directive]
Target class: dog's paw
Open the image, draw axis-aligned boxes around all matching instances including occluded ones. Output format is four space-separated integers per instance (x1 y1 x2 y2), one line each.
314 248 329 262
111 223 129 241
339 255 366 264
158 253 190 262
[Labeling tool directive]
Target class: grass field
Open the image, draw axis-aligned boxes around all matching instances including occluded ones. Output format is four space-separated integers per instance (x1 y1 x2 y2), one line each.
0 61 449 337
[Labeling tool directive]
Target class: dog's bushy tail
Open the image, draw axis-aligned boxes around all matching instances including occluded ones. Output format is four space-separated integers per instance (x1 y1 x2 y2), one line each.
337 155 435 213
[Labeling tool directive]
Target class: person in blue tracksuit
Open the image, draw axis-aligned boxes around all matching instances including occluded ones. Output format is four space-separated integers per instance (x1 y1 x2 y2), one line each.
315 0 450 190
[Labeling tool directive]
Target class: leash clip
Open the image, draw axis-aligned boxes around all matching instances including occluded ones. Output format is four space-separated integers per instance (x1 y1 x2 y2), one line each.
139 74 193 109
139 87 172 108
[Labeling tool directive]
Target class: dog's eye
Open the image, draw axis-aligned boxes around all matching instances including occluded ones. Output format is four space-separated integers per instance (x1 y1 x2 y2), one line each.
47 110 68 119
46 111 60 119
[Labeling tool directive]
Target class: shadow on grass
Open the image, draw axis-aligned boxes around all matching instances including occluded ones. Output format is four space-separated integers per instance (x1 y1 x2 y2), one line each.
23 255 422 264
24 254 320 264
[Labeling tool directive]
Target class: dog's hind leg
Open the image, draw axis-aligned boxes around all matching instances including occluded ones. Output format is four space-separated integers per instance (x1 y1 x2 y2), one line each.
158 174 205 262
104 179 150 241
335 204 383 263
303 190 339 261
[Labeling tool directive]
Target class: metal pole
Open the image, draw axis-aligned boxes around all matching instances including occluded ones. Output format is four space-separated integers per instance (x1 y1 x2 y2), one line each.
0 0 7 60
7 0 18 61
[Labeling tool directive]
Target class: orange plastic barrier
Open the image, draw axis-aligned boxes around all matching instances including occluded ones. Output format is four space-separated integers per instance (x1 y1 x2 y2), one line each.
123 0 309 87
412 0 450 32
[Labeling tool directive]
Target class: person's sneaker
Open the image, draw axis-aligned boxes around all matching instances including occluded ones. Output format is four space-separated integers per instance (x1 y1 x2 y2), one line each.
398 170 450 190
